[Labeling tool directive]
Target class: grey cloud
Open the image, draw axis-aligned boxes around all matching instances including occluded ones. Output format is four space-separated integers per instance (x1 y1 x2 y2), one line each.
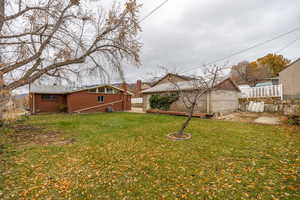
104 0 300 82
14 0 300 93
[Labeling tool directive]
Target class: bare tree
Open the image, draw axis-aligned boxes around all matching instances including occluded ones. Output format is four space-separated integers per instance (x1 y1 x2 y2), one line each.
0 0 142 121
170 65 225 137
144 65 182 84
230 61 250 85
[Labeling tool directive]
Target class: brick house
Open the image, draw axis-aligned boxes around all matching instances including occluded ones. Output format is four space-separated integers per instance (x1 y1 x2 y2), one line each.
29 85 132 114
113 80 152 98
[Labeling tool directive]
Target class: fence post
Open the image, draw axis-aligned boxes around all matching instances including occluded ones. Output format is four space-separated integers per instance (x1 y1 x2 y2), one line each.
280 84 283 100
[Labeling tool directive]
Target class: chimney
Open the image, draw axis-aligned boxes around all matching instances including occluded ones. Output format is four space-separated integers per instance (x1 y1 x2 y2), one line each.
136 80 142 97
121 82 128 92
121 82 128 111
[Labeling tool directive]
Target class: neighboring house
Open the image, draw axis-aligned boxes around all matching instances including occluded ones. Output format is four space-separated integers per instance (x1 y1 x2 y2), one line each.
254 77 279 87
142 77 241 114
113 80 152 98
279 58 300 100
29 85 132 114
151 73 196 87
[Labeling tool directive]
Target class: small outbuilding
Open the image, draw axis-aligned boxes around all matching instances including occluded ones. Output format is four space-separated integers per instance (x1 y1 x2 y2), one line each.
29 85 132 114
279 58 300 100
142 76 241 114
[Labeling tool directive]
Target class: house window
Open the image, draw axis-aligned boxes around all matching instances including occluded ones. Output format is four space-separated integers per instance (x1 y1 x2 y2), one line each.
98 96 104 103
89 87 107 93
106 88 114 94
98 87 105 93
42 95 57 101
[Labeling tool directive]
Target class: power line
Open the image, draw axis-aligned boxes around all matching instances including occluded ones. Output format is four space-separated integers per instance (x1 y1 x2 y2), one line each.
276 36 300 53
180 26 300 74
140 0 169 23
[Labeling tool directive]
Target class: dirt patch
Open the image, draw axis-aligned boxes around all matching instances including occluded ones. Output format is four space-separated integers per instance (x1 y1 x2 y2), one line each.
7 124 75 147
167 133 192 141
254 116 281 125
216 112 287 124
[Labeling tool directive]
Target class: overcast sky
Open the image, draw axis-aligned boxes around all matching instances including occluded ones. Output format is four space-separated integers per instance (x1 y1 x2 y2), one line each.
14 0 300 93
106 0 300 83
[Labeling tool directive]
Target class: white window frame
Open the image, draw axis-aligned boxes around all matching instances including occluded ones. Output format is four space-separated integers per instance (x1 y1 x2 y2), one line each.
89 87 117 94
106 87 114 94
98 96 104 103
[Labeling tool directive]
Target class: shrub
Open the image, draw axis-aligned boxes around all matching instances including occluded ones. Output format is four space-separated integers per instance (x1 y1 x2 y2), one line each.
287 115 300 126
58 104 67 112
150 93 179 111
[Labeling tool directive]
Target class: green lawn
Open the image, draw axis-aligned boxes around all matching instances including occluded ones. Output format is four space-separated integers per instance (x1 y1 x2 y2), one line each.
1 113 299 199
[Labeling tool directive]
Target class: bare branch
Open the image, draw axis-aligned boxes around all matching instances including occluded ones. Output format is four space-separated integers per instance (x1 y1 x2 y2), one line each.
0 0 142 106
3 6 48 22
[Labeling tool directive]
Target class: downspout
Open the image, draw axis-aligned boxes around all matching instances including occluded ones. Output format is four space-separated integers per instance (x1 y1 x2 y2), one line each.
123 85 128 111
121 93 125 111
29 83 35 114
31 93 35 114
124 93 128 111
66 95 70 113
120 83 127 111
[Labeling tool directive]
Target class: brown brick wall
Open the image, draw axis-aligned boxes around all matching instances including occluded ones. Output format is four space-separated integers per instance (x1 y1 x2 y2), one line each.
30 90 131 114
31 94 66 113
67 90 131 113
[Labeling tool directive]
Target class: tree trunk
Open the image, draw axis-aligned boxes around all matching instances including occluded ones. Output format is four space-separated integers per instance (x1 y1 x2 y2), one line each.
0 0 4 32
177 113 193 136
0 93 5 126
18 0 22 12
0 72 6 124
0 104 3 126
177 101 197 136
0 90 10 125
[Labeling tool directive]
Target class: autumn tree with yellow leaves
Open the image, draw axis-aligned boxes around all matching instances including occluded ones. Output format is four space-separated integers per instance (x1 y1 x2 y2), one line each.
231 54 290 85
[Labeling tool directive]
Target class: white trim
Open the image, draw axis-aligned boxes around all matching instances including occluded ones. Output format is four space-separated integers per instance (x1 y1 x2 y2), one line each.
30 85 134 96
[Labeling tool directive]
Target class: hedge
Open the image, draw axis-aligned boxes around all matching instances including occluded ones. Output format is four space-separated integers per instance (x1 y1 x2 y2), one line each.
149 93 179 111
